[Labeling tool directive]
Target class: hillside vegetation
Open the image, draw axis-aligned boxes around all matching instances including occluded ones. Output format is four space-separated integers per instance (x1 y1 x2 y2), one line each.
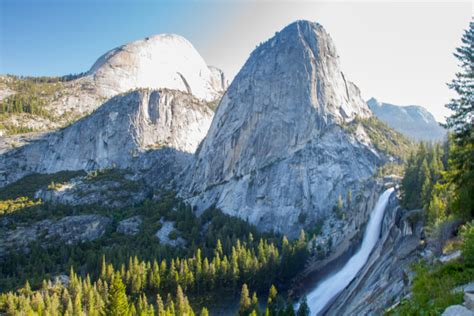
0 170 311 315
0 75 83 135
390 20 474 315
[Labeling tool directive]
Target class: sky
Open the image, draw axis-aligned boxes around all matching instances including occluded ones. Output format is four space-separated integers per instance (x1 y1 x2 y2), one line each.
0 0 472 122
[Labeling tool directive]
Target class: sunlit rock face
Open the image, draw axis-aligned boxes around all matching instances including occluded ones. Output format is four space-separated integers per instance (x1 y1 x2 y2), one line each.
180 20 378 236
0 89 212 186
89 34 227 101
0 34 227 134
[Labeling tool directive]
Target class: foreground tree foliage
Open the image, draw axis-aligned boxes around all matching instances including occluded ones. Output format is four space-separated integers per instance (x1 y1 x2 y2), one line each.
401 19 473 225
391 18 474 316
401 142 447 220
389 221 474 315
443 19 474 218
106 272 130 315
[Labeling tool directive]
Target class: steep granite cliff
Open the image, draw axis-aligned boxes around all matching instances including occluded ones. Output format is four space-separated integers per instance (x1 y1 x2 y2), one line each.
0 34 227 135
180 21 381 236
0 89 212 186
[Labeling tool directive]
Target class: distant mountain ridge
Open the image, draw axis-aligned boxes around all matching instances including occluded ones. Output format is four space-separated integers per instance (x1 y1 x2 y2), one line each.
367 98 446 142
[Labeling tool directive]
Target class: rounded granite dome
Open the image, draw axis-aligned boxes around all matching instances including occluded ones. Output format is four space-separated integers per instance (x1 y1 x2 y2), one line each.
88 34 225 101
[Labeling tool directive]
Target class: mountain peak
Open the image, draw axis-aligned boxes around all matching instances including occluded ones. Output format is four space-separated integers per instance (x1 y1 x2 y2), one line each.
367 98 445 141
239 20 370 124
180 21 376 235
279 20 325 36
367 97 380 105
88 33 226 101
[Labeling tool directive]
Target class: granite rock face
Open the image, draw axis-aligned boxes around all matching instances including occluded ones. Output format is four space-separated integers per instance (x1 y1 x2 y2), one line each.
88 34 227 102
117 216 143 236
442 305 474 316
180 20 379 236
0 34 227 136
0 89 212 187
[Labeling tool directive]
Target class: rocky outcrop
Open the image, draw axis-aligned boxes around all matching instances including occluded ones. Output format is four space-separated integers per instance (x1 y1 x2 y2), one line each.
442 305 474 316
0 89 211 187
367 98 446 142
180 20 379 237
117 216 143 236
326 194 423 315
155 220 185 247
208 66 229 93
35 173 148 208
441 283 474 316
0 215 111 257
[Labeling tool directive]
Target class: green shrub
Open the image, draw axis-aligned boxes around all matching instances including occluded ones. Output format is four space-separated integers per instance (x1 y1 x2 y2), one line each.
345 117 414 162
388 261 474 315
461 221 474 264
168 230 179 240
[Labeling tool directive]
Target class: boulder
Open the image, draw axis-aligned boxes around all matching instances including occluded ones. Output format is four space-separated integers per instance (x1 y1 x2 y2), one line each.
465 292 474 311
442 305 474 316
466 283 474 294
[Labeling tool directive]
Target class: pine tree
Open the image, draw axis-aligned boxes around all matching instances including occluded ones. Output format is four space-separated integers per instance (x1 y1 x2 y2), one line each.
337 194 343 214
65 298 74 316
346 189 352 211
216 239 224 257
105 272 129 316
428 192 447 225
176 285 186 316
445 19 473 143
156 294 165 316
73 292 83 316
444 19 474 217
239 283 252 316
419 158 432 208
296 296 310 316
267 284 278 308
285 304 296 316
251 291 260 314
150 260 161 290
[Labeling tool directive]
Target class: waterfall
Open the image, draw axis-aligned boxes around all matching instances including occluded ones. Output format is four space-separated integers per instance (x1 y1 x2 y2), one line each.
306 188 394 315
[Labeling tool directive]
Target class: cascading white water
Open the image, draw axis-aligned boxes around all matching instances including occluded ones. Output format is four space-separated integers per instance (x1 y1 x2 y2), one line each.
306 188 394 315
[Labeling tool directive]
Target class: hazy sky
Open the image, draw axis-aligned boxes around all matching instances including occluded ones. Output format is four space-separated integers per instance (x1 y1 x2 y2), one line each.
0 1 472 122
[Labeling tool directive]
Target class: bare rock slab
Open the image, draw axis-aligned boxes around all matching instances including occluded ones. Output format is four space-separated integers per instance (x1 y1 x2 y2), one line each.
117 216 143 236
442 305 474 316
